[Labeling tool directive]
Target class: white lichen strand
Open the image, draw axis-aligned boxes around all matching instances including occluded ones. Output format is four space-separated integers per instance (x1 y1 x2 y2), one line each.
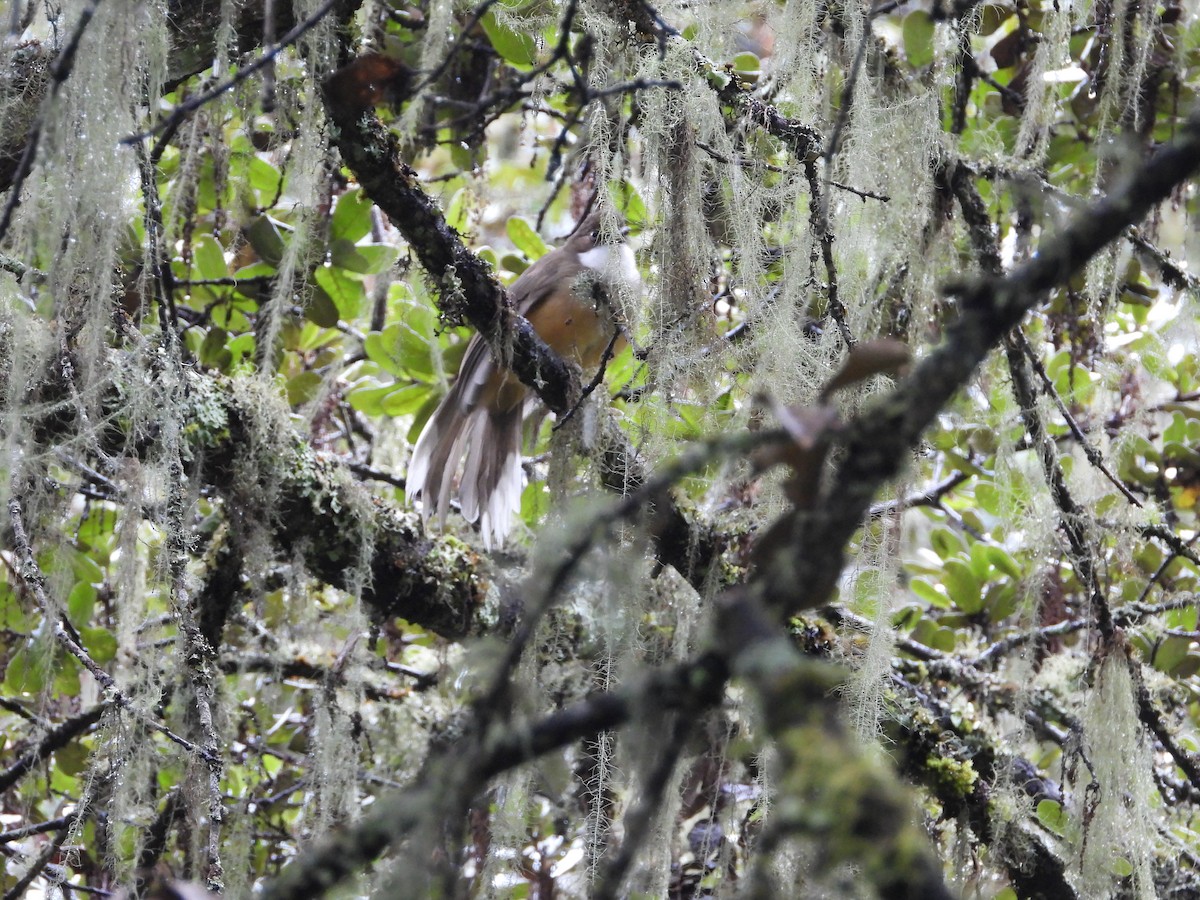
398 0 457 141
1075 654 1158 899
1012 2 1069 164
844 551 900 743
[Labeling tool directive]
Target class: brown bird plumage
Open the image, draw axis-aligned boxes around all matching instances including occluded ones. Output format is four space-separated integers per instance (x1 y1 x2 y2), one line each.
406 212 638 548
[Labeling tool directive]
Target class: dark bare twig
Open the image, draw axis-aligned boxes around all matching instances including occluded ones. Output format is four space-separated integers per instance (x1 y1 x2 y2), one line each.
970 594 1200 668
827 179 891 202
971 618 1090 668
1132 664 1200 794
1013 329 1142 506
124 0 341 147
0 703 109 794
1140 524 1200 570
823 605 947 662
867 469 972 518
803 160 854 348
553 328 623 431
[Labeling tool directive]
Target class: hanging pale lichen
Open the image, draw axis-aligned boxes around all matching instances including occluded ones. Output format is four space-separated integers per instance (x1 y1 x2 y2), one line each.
1075 653 1158 899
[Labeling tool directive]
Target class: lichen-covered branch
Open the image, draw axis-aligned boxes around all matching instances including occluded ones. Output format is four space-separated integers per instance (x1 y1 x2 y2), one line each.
758 115 1200 619
716 590 955 900
184 373 490 639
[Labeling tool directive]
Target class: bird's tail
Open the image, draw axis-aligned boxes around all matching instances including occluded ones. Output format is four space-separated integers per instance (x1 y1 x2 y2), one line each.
407 402 524 549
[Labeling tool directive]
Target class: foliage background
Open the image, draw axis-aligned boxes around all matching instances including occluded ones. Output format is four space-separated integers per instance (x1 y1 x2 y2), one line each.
2 0 1200 897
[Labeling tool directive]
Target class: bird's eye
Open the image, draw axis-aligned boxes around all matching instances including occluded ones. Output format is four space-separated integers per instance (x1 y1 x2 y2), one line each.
590 228 601 243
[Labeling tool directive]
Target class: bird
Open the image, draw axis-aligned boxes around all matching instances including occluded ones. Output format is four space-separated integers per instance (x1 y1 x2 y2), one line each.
406 210 640 548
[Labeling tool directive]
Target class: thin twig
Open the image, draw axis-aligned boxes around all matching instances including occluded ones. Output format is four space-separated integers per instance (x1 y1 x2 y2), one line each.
1013 329 1142 506
124 0 341 146
867 470 972 518
803 161 853 348
553 328 623 431
970 595 1200 668
0 0 100 245
1132 663 1200 794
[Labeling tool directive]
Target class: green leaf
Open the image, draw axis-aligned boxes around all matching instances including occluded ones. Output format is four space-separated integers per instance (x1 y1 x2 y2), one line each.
903 11 935 69
200 327 234 370
985 545 1022 579
1152 635 1191 673
1167 603 1198 631
227 333 257 369
314 265 364 320
977 6 1013 35
930 626 957 652
245 154 284 202
335 243 400 275
1036 799 1068 835
732 51 761 79
243 216 287 268
968 541 993 579
79 627 117 664
287 371 323 406
364 322 436 380
67 582 96 626
609 179 648 230
56 740 90 776
192 234 228 281
347 383 392 416
502 253 529 276
984 581 1019 622
4 645 44 693
0 581 28 631
521 481 549 526
54 655 81 695
910 578 950 609
943 559 983 614
331 188 374 243
506 216 548 260
307 288 340 328
380 384 431 416
930 526 964 559
481 10 539 67
1110 857 1134 878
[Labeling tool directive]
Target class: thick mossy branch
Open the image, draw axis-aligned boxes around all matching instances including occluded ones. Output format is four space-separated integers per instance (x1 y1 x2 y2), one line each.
716 590 955 900
883 677 1077 899
182 374 490 639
